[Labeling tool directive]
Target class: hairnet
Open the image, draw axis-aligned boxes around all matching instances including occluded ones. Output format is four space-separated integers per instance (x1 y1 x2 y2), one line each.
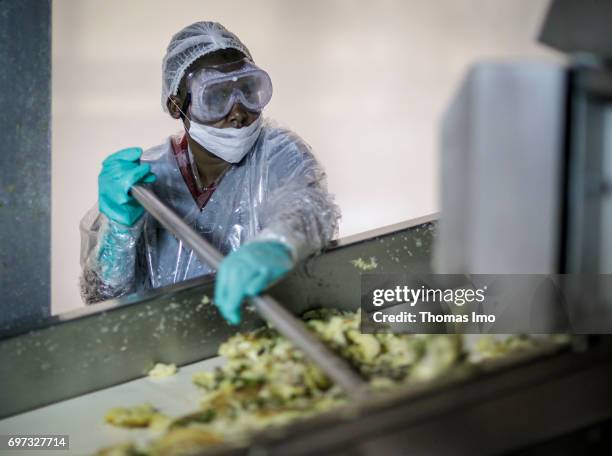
161 21 252 112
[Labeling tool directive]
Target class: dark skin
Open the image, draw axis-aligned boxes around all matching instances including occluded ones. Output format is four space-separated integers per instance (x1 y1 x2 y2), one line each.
166 49 260 188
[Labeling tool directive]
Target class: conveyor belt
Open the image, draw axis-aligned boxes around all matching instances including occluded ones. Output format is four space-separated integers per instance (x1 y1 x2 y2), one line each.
0 216 437 420
0 357 223 455
2 339 612 456
0 336 553 455
2 216 610 455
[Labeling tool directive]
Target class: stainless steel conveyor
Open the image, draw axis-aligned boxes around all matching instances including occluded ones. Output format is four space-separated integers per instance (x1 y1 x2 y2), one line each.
1 215 611 455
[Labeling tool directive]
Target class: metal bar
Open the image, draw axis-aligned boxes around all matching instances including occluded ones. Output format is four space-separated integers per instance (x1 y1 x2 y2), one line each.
0 215 433 419
329 213 438 248
130 185 370 399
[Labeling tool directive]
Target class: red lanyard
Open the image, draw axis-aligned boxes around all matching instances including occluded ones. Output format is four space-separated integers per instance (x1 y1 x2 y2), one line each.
170 134 221 210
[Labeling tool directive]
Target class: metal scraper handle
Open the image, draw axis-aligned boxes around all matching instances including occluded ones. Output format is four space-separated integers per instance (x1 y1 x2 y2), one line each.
131 185 369 399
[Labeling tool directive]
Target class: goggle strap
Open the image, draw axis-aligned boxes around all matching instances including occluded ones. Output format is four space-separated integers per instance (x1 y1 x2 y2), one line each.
169 95 190 121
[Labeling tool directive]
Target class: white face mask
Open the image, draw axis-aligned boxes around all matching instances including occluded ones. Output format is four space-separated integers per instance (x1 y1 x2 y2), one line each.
187 116 263 163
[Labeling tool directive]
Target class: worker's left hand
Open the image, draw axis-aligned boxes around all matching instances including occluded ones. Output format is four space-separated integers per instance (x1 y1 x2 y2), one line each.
214 241 294 325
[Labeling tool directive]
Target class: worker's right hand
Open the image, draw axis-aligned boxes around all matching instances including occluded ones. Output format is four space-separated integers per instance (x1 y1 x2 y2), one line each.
98 147 157 227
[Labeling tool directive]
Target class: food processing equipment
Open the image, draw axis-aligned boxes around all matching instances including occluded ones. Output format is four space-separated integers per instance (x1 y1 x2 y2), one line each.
130 184 369 399
1 215 611 455
1 1 612 454
435 0 612 327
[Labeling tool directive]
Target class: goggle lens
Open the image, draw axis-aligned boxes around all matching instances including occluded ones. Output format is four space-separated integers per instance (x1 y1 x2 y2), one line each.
188 60 272 123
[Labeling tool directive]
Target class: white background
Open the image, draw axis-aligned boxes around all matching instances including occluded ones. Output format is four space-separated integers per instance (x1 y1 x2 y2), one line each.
52 0 560 314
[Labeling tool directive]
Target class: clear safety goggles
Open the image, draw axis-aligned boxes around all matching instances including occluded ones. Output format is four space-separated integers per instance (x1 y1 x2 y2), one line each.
186 58 273 123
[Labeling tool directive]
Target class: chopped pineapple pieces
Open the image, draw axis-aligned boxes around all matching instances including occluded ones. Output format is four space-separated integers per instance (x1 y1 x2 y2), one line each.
99 309 562 455
148 363 177 378
105 403 169 430
105 404 155 428
190 309 464 435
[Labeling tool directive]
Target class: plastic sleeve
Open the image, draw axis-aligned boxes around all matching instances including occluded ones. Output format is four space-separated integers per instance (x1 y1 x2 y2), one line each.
253 137 340 262
79 205 144 304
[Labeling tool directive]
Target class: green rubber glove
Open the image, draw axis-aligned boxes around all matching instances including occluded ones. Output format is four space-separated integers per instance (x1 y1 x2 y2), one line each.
214 242 294 325
99 147 156 226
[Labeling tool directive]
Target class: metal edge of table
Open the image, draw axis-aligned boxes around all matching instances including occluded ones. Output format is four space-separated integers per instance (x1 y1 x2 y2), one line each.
0 214 438 340
0 215 437 419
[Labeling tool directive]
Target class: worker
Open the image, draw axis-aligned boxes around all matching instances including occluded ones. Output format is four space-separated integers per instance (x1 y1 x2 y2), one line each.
80 22 340 324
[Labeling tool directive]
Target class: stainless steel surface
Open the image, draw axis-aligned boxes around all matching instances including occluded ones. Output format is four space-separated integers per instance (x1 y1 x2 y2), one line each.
0 356 224 455
6 334 612 456
561 66 612 317
0 215 435 419
564 66 612 275
130 185 370 398
539 0 612 59
435 61 566 274
0 0 51 327
330 213 438 248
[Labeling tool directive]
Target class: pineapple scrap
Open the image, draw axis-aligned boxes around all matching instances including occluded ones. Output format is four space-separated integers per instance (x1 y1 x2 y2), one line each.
98 308 561 455
187 309 464 440
350 257 378 271
105 403 169 430
148 363 177 378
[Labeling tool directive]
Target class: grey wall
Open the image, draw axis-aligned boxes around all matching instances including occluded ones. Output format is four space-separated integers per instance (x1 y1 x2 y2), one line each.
0 0 51 325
